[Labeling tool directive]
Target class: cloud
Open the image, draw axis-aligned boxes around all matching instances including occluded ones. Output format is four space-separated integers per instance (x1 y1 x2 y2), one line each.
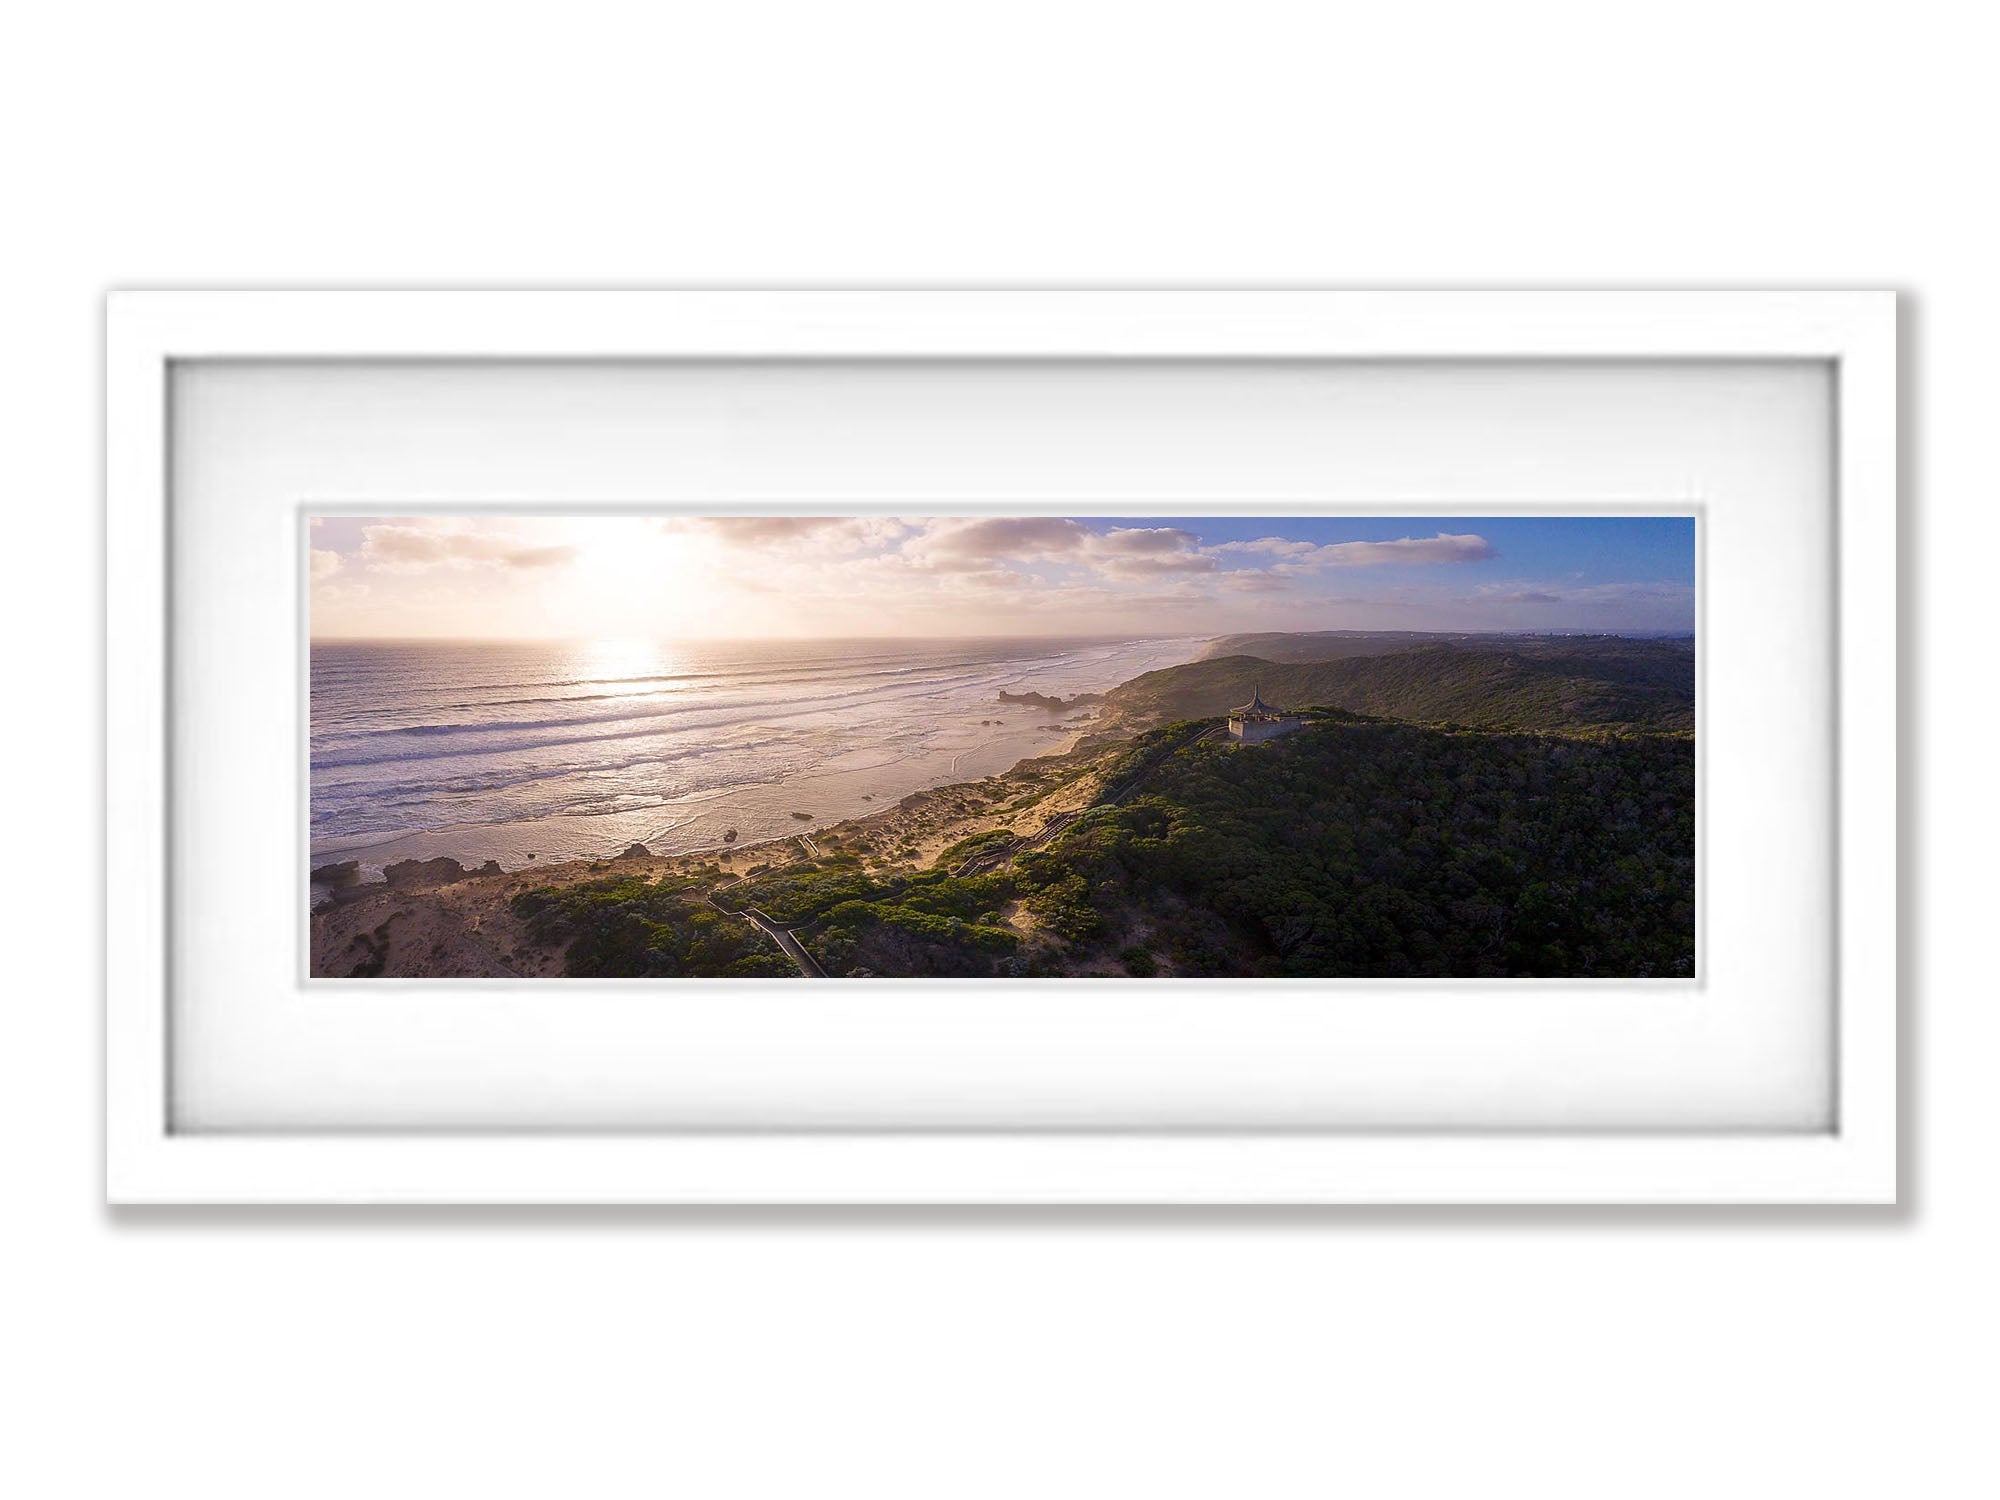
501 545 582 570
688 517 843 543
1214 536 1318 559
1096 552 1219 579
1218 569 1292 593
1088 527 1215 579
665 516 907 550
1564 581 1694 603
1093 526 1202 556
1318 531 1495 566
950 568 1038 593
357 523 579 573
903 519 1221 582
1475 578 1692 608
310 548 342 580
1221 531 1495 568
912 516 1096 568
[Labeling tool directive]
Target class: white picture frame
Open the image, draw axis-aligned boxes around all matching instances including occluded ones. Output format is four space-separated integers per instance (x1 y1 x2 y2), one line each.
106 290 1897 1204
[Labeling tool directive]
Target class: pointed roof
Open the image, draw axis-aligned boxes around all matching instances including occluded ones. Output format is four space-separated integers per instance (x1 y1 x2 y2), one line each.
1235 686 1280 716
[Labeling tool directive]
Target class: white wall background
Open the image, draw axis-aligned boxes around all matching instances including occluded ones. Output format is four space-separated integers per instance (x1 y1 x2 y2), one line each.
1 4 1986 1497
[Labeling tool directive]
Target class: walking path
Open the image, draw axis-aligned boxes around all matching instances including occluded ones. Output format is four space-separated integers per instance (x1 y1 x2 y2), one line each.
747 907 828 977
705 844 829 978
705 721 1225 973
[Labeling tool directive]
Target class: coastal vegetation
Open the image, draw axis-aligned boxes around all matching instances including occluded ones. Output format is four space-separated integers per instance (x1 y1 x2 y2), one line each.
1198 629 1460 664
1002 717 1694 977
773 720 1682 978
502 716 1692 980
509 872 795 977
1103 636 1694 736
342 912 405 977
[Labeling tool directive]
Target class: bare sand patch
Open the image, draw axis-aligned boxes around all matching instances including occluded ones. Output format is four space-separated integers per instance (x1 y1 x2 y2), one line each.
309 737 1126 978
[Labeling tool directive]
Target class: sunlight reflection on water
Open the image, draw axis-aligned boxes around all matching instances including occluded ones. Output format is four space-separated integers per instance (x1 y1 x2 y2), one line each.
309 634 1204 873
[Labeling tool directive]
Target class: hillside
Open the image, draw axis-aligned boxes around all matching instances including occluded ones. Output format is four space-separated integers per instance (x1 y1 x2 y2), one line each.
673 717 1696 979
1106 637 1695 735
1007 717 1696 977
1199 629 1466 663
338 636 1698 980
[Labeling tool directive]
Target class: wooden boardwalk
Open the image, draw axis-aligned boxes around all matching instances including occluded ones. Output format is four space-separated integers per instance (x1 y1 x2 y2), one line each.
707 722 1227 973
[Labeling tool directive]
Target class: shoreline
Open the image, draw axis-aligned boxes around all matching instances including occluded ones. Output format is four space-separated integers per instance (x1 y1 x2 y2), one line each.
309 730 1133 978
309 637 1203 887
311 716 1116 900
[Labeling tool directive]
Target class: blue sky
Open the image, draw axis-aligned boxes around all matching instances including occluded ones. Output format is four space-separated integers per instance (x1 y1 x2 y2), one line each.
1092 515 1695 588
309 514 1695 639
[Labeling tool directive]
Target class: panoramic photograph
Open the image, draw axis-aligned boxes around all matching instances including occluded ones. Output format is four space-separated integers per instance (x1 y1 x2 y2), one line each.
308 513 1696 980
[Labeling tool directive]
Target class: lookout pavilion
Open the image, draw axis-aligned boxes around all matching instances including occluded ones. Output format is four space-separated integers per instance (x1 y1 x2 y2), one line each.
1227 688 1304 745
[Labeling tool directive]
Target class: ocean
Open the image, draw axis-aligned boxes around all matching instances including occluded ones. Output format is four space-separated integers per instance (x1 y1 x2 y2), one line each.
309 634 1203 879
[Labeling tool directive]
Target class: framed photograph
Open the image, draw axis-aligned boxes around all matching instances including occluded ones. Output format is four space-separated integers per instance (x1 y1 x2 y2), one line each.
106 290 1896 1203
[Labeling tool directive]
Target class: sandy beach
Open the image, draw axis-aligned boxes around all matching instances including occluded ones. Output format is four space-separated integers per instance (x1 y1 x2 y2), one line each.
310 733 1128 978
314 706 1109 881
309 634 1203 898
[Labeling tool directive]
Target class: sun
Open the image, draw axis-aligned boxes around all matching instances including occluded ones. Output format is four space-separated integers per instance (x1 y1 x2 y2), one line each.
549 519 725 638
